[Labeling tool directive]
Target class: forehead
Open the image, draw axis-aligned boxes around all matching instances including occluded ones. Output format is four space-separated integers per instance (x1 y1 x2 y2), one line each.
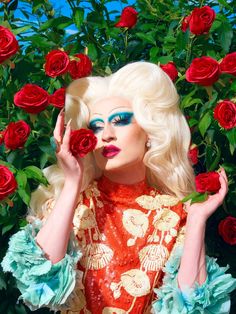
88 96 132 118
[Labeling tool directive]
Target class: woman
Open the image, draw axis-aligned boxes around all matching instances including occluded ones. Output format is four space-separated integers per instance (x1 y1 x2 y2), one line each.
2 62 236 313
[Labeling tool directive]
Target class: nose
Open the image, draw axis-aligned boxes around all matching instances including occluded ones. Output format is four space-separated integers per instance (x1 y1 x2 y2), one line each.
102 123 117 142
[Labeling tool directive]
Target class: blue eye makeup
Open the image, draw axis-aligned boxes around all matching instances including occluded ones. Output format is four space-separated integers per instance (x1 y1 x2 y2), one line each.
88 111 134 134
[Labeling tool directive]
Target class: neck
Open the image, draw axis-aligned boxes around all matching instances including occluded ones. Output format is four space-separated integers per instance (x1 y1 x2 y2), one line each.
103 163 146 185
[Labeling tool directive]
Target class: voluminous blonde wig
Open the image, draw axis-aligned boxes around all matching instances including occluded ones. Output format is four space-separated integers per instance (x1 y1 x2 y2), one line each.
30 61 195 216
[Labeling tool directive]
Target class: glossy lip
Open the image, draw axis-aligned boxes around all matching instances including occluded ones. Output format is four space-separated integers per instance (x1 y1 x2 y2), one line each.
102 145 121 158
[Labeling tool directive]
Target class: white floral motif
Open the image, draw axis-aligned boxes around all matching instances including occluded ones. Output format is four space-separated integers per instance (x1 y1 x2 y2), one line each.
122 209 149 246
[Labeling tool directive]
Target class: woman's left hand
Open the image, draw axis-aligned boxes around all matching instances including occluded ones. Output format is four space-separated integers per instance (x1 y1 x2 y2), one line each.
185 168 228 222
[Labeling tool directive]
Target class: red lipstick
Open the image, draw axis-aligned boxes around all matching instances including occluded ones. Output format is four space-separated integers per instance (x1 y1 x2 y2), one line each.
102 145 121 158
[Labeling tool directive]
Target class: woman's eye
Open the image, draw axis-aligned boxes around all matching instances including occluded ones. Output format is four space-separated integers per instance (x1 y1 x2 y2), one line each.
112 113 133 126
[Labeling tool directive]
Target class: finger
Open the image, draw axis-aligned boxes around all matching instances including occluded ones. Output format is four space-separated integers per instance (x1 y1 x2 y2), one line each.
219 167 228 183
218 174 228 198
61 119 72 150
53 110 65 142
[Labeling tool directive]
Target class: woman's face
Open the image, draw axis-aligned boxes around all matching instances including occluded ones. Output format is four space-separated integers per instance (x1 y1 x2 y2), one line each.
88 96 148 174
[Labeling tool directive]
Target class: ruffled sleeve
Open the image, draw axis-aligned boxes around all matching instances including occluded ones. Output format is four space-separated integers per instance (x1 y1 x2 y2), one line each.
1 219 82 311
152 247 236 314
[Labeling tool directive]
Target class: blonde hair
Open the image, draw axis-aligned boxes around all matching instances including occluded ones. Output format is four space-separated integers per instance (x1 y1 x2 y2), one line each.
30 61 195 215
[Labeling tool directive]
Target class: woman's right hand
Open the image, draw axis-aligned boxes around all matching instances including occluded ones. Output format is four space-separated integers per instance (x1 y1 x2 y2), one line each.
53 109 84 185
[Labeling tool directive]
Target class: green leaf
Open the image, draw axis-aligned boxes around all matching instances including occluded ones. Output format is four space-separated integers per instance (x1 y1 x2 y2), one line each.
2 223 15 235
136 32 156 45
11 25 32 35
17 184 31 206
158 56 173 64
198 111 212 137
74 8 84 29
149 47 159 62
181 192 201 203
16 170 27 189
208 147 221 172
190 192 208 204
24 165 48 186
40 16 73 31
87 43 98 60
218 18 233 53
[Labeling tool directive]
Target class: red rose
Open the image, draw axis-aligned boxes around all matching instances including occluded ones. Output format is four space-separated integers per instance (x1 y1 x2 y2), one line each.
115 6 138 28
44 49 70 78
188 144 199 165
49 87 66 109
214 100 236 130
181 16 191 32
68 53 92 80
70 128 97 157
220 52 236 76
218 216 236 245
160 62 178 81
186 56 220 86
0 165 17 201
195 171 221 193
14 84 49 114
0 26 19 64
3 120 31 150
188 6 216 35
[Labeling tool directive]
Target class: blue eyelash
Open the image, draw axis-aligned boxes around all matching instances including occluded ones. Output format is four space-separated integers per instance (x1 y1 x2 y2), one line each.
89 125 103 134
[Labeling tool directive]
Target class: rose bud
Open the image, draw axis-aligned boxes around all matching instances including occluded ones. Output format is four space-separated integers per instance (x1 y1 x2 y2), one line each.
14 84 49 114
195 171 221 194
188 6 216 35
70 128 97 157
0 26 19 64
49 87 66 109
219 52 236 76
188 144 199 165
0 165 18 201
186 56 220 86
218 216 236 245
68 53 92 80
44 49 70 78
115 6 138 28
160 62 178 82
213 100 236 130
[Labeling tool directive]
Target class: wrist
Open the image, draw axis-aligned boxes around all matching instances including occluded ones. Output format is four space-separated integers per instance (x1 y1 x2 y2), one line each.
186 213 206 229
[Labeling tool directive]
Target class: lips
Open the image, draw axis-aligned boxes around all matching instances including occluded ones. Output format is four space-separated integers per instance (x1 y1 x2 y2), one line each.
102 145 121 158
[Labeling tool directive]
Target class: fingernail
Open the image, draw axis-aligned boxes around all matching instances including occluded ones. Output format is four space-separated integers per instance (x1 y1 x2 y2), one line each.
59 108 65 115
67 118 72 127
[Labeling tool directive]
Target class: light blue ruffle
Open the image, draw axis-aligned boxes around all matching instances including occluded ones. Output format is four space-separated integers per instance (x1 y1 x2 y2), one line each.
1 219 82 311
152 247 236 314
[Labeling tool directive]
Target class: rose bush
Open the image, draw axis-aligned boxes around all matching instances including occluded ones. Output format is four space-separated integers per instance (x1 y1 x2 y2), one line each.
3 120 31 150
70 129 97 157
214 100 236 130
195 171 221 193
0 165 17 201
0 25 19 64
14 84 49 114
218 216 236 245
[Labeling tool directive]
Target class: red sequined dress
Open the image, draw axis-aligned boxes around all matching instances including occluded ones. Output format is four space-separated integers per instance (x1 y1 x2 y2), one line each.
62 175 187 314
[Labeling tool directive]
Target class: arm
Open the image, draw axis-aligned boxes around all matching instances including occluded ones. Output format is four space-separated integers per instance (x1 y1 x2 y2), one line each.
1 111 85 310
152 168 236 313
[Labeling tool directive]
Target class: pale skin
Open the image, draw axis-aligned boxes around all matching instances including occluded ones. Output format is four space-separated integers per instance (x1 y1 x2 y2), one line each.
36 96 228 291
